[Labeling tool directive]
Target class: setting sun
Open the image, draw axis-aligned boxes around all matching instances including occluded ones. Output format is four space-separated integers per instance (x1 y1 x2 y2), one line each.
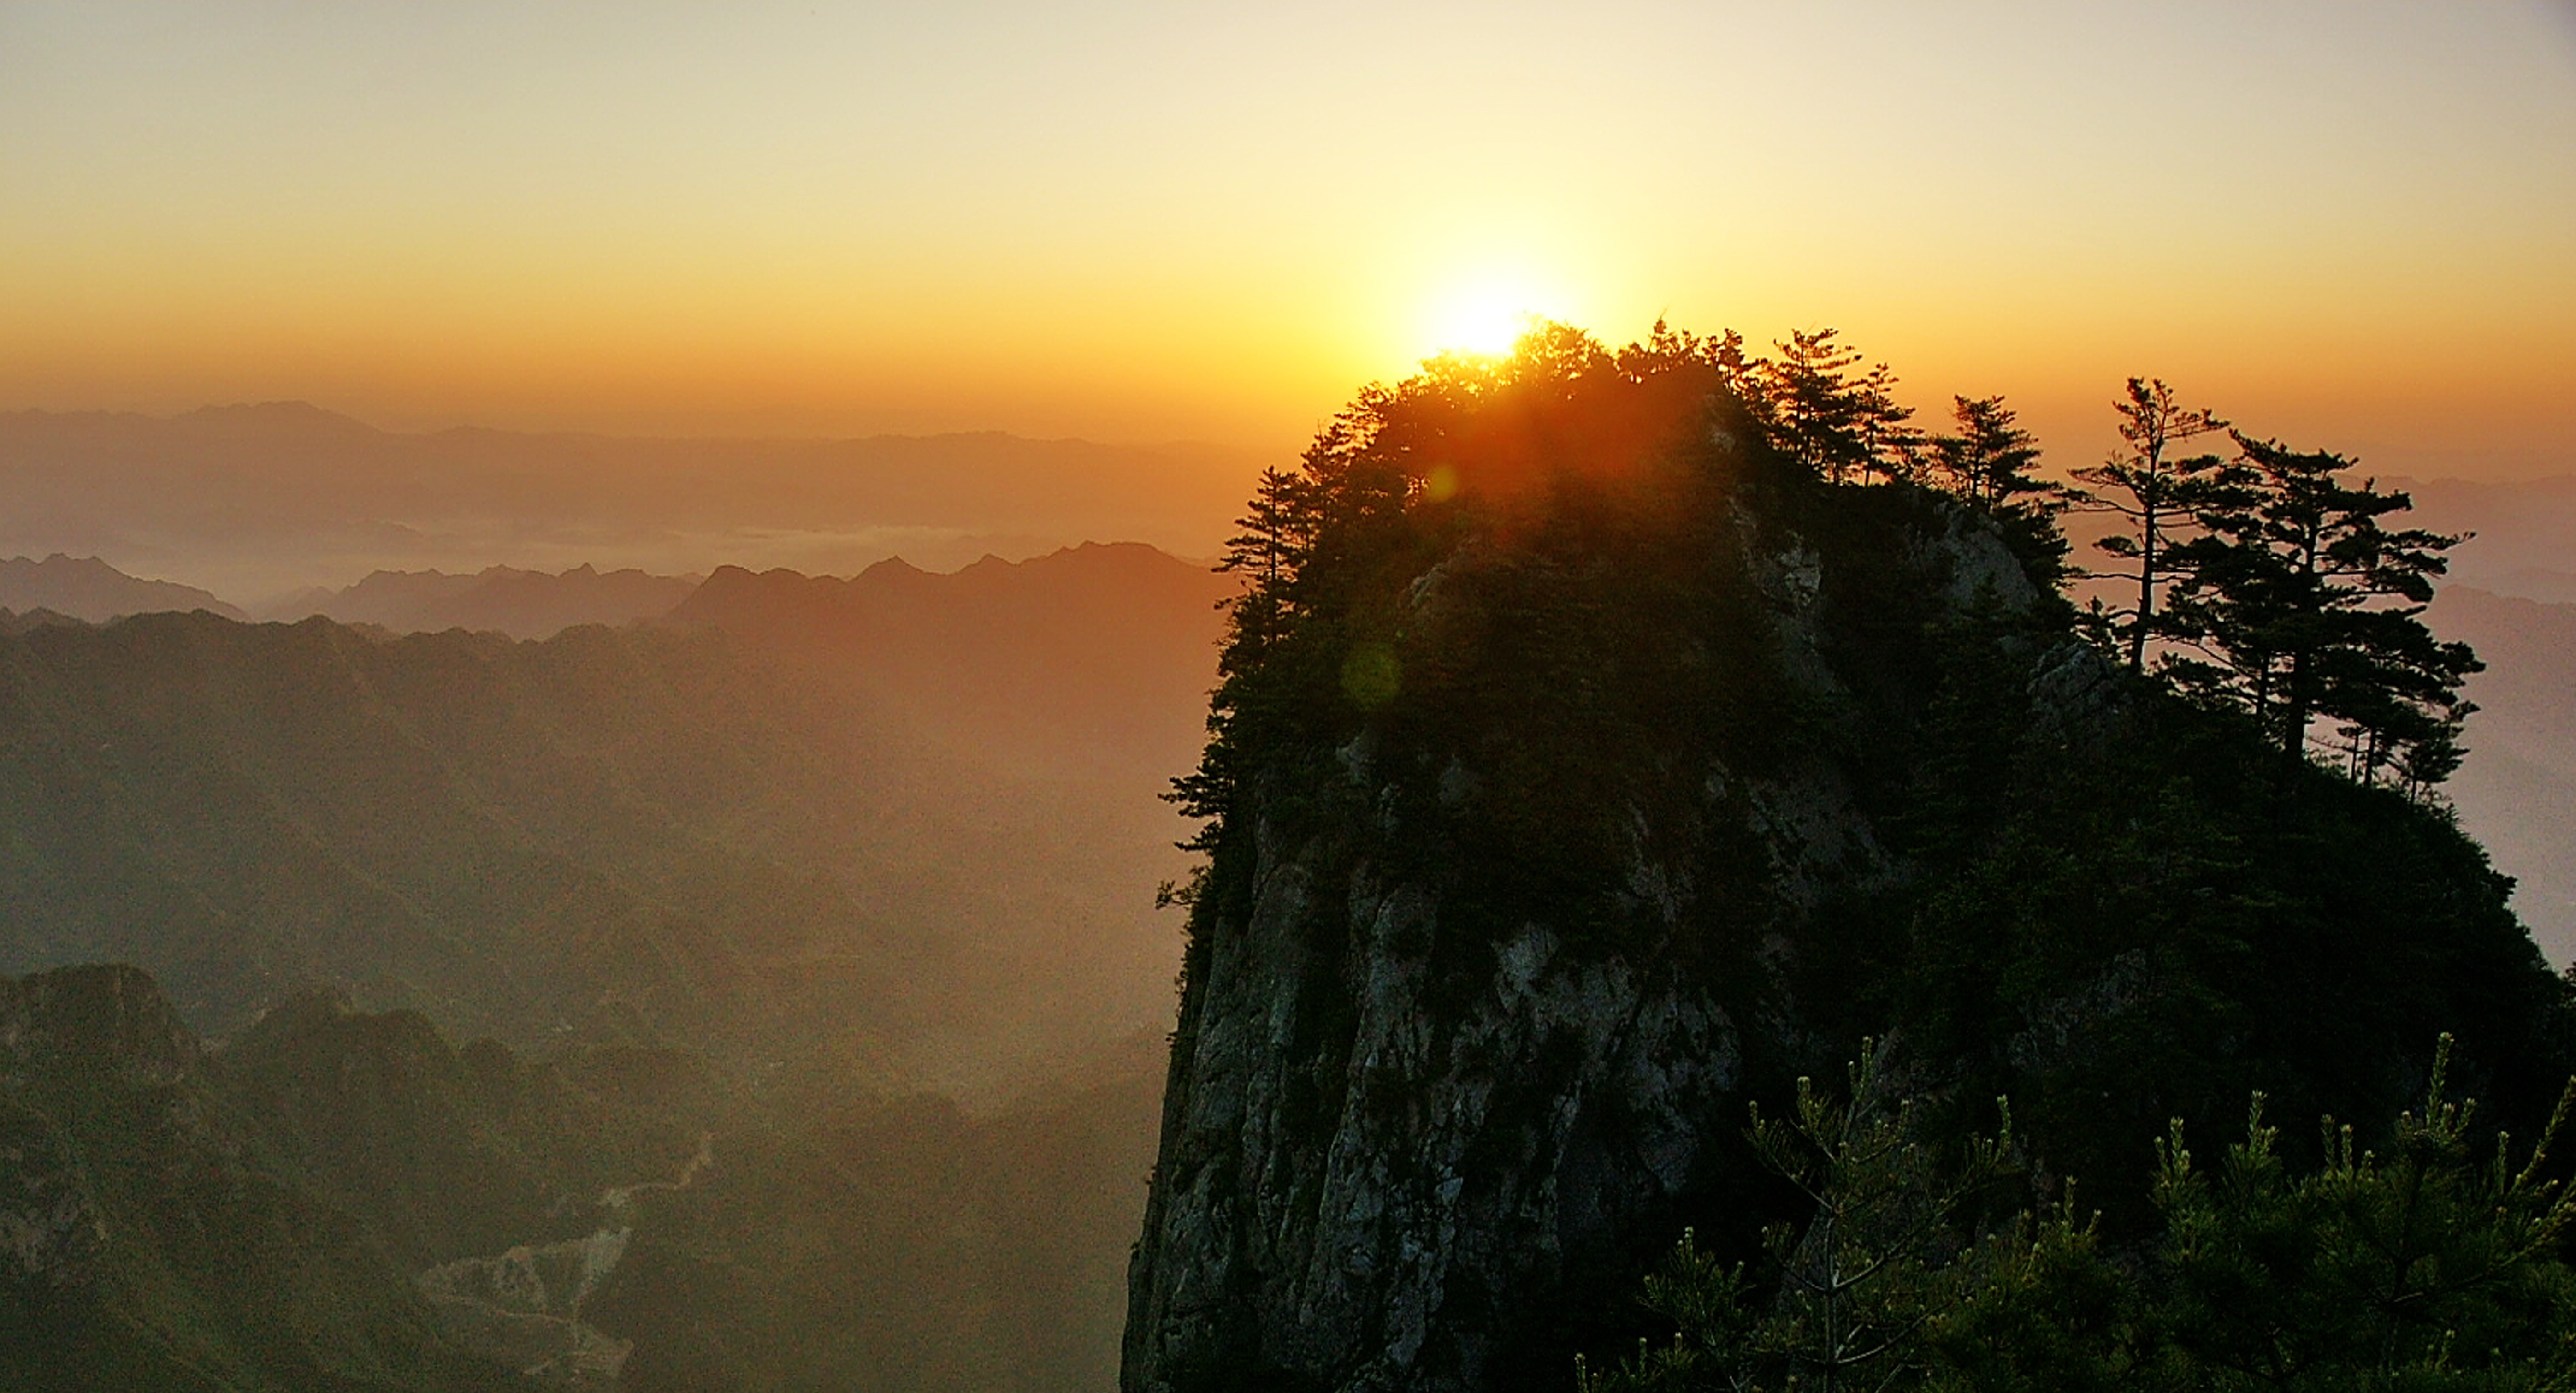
1420 270 1571 360
1427 297 1534 358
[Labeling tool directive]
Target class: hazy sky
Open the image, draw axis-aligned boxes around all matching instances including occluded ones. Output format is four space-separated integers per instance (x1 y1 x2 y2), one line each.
5 1 2573 474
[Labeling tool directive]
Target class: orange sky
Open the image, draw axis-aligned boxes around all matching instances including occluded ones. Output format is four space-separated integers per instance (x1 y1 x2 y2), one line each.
4 2 2573 477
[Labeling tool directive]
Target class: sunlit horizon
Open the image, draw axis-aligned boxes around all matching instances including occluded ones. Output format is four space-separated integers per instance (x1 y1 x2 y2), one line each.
3 2 2572 476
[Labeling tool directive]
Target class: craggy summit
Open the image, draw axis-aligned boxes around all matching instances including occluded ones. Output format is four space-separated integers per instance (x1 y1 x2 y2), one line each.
1124 326 2564 1392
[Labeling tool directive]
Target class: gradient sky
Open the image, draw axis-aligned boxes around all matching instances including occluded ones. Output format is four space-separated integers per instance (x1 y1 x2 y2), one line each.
4 1 2572 475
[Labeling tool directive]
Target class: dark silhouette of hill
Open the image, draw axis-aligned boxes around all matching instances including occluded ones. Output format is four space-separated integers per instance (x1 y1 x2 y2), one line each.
1126 332 2568 1392
0 403 1257 602
0 553 244 622
269 562 703 639
0 608 84 636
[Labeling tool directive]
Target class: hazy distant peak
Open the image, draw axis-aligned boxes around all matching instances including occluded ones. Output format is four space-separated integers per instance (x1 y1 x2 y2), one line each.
666 541 1231 636
0 407 1258 599
0 553 244 622
273 561 701 638
178 399 383 438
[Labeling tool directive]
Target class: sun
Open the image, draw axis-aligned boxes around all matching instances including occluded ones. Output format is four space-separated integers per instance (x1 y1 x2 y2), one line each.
1422 276 1555 359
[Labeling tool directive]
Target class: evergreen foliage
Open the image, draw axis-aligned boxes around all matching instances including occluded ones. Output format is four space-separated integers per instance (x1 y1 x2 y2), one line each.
1578 1042 2016 1393
2159 434 2480 793
1929 396 2045 513
1581 1039 2576 1393
2062 378 2230 672
1744 329 1924 485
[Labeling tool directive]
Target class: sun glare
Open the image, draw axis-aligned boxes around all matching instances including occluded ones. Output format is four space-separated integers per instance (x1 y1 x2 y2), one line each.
1422 277 1557 360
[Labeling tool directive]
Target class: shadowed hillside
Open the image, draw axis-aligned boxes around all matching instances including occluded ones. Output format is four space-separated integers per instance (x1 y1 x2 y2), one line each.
0 541 1230 1095
0 963 1164 1393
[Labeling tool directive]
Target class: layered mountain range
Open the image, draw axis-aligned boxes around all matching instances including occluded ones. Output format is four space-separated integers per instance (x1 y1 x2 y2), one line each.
266 564 703 640
0 540 1232 1390
0 392 2568 1392
0 553 243 623
0 403 1256 601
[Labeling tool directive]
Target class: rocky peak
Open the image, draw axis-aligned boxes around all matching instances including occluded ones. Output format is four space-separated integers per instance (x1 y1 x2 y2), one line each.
0 963 202 1091
1124 346 2559 1391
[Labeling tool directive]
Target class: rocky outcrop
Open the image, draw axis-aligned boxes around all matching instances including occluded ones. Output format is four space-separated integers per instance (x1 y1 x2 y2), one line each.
416 1231 639 1387
0 964 718 1392
0 965 195 1293
0 1097 103 1289
1132 886 1743 1390
1123 440 2562 1392
1125 484 2041 1392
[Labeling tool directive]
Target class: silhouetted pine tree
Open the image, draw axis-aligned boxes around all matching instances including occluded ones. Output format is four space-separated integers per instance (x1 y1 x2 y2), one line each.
1930 395 2046 511
2159 434 2480 792
2067 378 2229 674
1745 329 1923 485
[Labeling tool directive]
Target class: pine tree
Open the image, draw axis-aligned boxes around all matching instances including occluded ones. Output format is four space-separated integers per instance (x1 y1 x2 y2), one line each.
1747 329 1923 485
2150 1038 2576 1390
2067 379 2229 674
1215 464 1321 653
1579 1043 2015 1393
1582 1041 2576 1393
1930 395 2046 511
2158 434 2480 790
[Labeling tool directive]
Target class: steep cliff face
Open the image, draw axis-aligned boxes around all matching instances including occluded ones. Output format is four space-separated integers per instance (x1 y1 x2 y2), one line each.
1127 470 2030 1391
1124 341 2564 1392
1131 886 1746 1390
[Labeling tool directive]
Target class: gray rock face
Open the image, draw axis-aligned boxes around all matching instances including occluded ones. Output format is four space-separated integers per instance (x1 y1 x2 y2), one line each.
0 1097 103 1288
1128 850 1743 1393
1124 495 2061 1393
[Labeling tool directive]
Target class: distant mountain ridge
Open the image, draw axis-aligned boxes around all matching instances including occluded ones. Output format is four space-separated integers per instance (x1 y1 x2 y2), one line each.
670 541 1238 782
269 562 703 639
0 402 1258 602
2386 474 2576 604
0 553 244 622
0 539 1224 1092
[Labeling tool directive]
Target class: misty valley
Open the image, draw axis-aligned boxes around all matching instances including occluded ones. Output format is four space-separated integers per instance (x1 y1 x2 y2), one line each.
6 327 2576 1393
0 539 1223 1391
